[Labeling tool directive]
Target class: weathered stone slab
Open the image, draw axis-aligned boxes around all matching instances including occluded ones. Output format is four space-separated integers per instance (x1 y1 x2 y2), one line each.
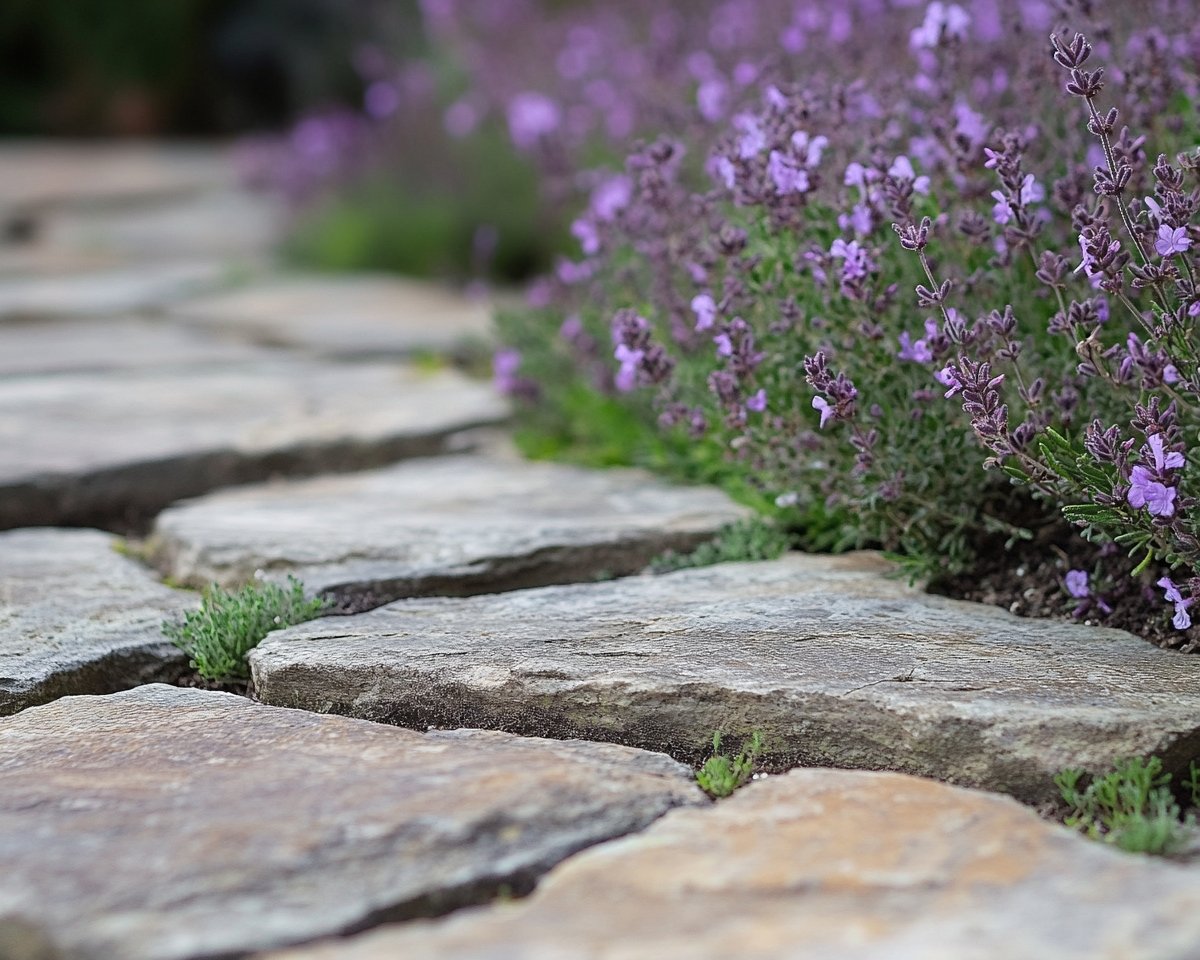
33 189 282 263
0 142 232 212
168 275 493 356
149 453 748 609
266 769 1200 960
0 529 190 715
0 685 704 960
0 316 276 377
0 261 229 320
0 362 506 530
253 553 1200 803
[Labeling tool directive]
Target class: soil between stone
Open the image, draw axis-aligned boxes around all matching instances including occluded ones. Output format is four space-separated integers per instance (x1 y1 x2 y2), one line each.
929 518 1198 654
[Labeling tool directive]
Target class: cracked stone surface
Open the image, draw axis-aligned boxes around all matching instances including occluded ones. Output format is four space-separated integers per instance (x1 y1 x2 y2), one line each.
0 316 277 377
267 769 1200 960
148 452 749 608
0 261 231 320
168 274 493 356
0 361 507 531
0 529 191 715
253 552 1200 803
0 685 705 960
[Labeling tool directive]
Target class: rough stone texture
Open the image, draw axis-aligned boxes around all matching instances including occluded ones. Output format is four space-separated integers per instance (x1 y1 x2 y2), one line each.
0 362 507 531
148 453 749 609
0 530 190 715
253 553 1200 803
0 316 276 377
0 142 232 212
267 769 1200 960
0 685 705 960
168 275 494 356
0 261 230 320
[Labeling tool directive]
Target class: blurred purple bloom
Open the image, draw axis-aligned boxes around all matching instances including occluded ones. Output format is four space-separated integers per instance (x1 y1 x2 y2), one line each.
768 150 809 194
911 3 971 49
614 344 644 392
898 331 933 363
812 395 834 428
591 176 632 221
697 77 728 121
507 92 560 150
492 348 522 394
746 388 768 412
713 332 734 357
691 293 718 331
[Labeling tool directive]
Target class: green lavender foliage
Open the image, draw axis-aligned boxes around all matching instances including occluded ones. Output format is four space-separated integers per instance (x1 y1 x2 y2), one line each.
695 731 764 799
650 518 790 574
163 576 328 682
1055 757 1193 856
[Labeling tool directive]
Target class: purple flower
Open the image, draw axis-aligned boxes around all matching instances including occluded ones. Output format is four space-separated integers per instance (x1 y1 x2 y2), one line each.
1155 224 1192 258
691 293 718 331
1128 467 1177 517
713 155 737 190
590 176 632 222
613 343 644 392
768 150 809 195
898 331 933 363
507 92 560 150
697 78 728 122
812 395 834 428
713 332 734 357
492 348 521 394
1064 569 1090 599
888 155 930 194
792 131 828 168
1158 577 1194 630
746 388 768 412
910 2 971 49
935 365 962 397
734 114 765 159
1147 433 1186 472
571 218 600 256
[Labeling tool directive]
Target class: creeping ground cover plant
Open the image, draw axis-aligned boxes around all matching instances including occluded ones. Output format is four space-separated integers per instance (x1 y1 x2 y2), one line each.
485 0 1200 649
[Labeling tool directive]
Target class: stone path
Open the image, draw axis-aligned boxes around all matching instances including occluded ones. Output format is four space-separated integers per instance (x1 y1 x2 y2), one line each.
3 141 1200 958
250 551 1200 803
148 452 748 608
267 769 1200 960
0 529 191 715
0 686 703 960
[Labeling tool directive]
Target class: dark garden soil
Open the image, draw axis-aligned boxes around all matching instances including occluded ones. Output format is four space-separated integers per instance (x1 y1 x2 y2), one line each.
930 523 1200 654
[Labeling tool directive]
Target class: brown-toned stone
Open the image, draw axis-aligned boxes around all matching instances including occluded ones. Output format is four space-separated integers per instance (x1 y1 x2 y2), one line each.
0 685 704 960
266 768 1200 960
148 452 749 609
252 553 1200 802
0 529 189 715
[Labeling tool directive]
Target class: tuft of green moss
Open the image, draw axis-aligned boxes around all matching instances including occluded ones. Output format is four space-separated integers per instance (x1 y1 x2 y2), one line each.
650 518 790 575
1055 757 1195 856
696 731 764 799
163 576 327 682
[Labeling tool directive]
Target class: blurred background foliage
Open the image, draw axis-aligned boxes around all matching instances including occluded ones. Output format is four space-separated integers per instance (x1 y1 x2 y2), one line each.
0 0 564 282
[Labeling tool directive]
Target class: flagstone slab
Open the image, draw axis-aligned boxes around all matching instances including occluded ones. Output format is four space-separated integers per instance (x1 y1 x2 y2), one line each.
0 685 705 960
0 316 277 377
148 453 749 609
35 189 282 263
253 553 1200 804
0 142 232 212
0 362 506 530
266 768 1200 960
0 529 190 715
0 261 231 320
168 275 493 356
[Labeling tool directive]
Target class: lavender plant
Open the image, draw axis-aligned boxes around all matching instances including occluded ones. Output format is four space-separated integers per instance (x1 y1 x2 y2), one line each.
493 0 1200 647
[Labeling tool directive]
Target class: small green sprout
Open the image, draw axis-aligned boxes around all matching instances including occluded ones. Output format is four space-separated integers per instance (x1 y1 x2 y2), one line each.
650 518 789 574
695 730 764 798
1055 756 1192 856
163 576 327 682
